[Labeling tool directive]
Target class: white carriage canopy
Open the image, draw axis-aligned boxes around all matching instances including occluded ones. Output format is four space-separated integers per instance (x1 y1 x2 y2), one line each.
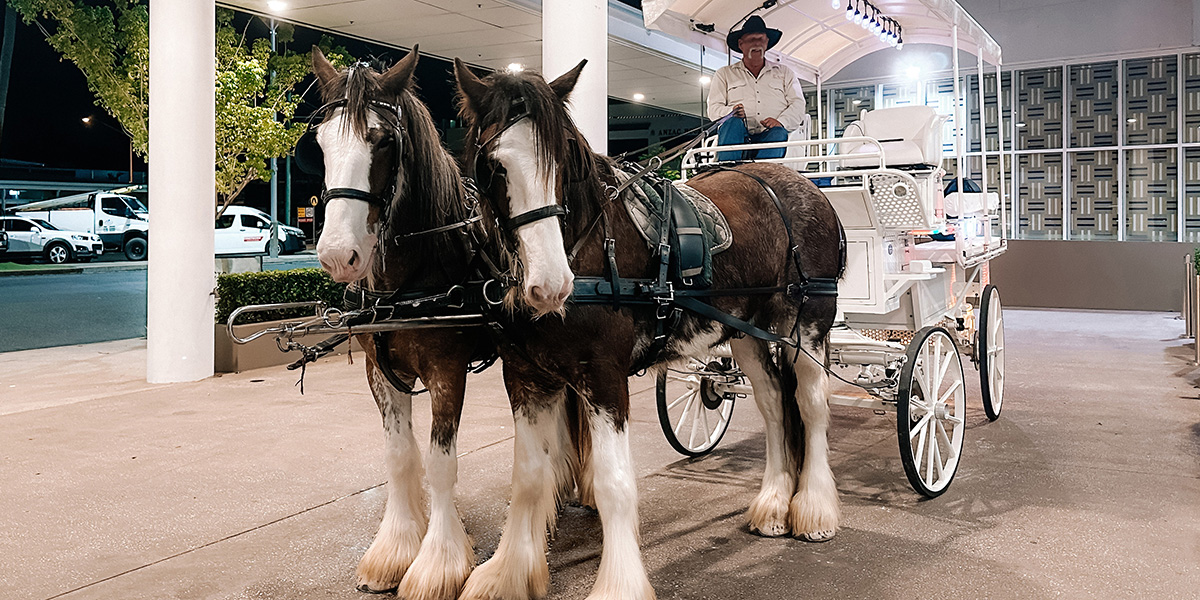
641 0 1002 82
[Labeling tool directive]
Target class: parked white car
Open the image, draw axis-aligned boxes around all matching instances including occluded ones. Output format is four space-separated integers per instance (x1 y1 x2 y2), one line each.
215 206 306 256
0 215 103 264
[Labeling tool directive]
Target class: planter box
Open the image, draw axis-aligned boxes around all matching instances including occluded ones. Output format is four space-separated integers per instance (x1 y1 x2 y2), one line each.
214 319 362 373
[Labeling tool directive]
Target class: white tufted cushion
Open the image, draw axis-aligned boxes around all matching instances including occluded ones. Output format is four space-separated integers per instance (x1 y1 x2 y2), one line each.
838 106 948 168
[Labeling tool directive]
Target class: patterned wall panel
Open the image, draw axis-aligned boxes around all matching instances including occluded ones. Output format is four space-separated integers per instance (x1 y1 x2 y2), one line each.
1070 62 1118 148
1185 148 1200 241
1017 67 1064 150
1018 153 1064 239
967 72 1013 153
832 86 874 137
880 81 919 108
1125 56 1177 145
1125 148 1177 241
1183 54 1200 143
1070 151 1118 239
926 78 959 157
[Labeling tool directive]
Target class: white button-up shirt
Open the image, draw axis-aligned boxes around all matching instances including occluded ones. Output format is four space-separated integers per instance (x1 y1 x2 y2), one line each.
707 60 806 135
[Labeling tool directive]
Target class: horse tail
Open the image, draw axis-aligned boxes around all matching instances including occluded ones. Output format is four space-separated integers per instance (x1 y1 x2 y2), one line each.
565 386 596 508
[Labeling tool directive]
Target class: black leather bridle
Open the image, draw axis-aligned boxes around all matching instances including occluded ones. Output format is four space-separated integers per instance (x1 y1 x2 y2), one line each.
466 97 568 239
300 95 406 209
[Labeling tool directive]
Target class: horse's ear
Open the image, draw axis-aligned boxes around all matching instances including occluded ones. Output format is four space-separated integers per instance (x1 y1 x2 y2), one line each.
311 45 339 92
381 45 419 95
454 58 489 116
548 59 587 102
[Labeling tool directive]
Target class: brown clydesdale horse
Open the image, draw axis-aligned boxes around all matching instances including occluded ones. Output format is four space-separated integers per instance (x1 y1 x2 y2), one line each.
309 47 489 599
452 59 844 600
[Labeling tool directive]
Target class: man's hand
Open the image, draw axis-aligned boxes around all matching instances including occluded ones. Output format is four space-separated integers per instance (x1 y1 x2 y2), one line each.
731 103 746 119
761 117 783 130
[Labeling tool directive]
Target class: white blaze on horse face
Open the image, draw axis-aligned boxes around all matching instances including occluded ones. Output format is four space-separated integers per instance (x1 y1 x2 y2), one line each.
315 109 381 283
493 121 574 315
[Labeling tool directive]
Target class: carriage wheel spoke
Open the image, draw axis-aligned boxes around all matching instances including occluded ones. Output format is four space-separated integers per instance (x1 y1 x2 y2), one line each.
667 389 695 411
926 424 939 485
936 420 955 460
930 431 943 482
914 419 929 478
673 393 697 437
938 379 962 406
909 413 933 440
701 402 712 443
935 347 953 390
688 398 702 448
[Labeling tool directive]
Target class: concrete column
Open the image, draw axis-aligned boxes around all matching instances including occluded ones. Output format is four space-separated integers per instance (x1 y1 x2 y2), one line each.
543 0 607 154
147 0 215 383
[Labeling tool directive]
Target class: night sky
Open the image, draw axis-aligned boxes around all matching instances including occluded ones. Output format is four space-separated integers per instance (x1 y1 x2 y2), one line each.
0 10 469 176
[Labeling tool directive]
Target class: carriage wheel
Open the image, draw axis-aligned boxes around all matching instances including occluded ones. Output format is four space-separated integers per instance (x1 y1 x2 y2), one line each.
977 284 1005 421
897 327 966 498
656 357 738 457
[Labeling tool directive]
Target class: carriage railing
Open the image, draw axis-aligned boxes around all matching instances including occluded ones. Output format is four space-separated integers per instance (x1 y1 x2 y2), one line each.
681 135 1009 243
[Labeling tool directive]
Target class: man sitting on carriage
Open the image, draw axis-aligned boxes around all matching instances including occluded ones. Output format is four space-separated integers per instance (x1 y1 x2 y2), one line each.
708 16 807 161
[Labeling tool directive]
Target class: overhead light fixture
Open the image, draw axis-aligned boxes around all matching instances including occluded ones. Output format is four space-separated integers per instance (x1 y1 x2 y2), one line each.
852 99 862 105
1016 122 1027 128
699 75 711 85
832 0 840 7
267 0 287 12
507 63 524 73
854 1 865 25
845 0 856 21
81 116 92 124
1127 117 1138 123
633 93 645 101
905 66 920 80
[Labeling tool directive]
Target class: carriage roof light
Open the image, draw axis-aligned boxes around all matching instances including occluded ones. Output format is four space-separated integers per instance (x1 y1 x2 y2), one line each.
832 0 841 8
854 0 865 24
845 0 856 21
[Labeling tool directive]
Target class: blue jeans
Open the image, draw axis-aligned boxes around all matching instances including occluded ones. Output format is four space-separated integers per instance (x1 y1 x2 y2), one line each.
716 118 788 161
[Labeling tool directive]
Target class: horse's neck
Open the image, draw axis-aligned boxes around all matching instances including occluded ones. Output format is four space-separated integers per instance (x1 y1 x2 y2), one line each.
374 172 472 291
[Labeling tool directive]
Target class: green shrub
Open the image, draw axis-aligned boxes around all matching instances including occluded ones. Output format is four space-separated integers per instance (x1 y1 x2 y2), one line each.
216 268 347 325
1193 247 1200 272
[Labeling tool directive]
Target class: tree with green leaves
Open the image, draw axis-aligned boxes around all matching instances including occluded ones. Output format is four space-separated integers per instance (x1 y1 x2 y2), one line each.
8 1 353 211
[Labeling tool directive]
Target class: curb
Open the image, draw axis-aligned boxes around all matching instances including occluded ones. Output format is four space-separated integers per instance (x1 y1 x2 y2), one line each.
0 255 319 277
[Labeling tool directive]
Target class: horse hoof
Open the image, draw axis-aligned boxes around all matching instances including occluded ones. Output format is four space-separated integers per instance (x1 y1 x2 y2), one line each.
796 529 836 543
751 522 790 537
357 583 398 594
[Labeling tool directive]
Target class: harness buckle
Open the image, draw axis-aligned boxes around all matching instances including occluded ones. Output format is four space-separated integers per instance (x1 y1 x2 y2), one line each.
482 279 507 306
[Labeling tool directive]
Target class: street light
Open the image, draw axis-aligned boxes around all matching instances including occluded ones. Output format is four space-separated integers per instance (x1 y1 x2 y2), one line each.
82 115 133 184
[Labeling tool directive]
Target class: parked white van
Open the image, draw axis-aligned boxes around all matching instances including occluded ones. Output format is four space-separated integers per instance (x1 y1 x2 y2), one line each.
215 206 306 256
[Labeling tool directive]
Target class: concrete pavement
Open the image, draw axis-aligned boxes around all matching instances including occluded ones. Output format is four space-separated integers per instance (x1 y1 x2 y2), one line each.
1 309 1197 599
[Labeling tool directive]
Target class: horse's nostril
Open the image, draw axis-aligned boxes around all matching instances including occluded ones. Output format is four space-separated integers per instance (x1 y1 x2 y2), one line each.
348 250 358 267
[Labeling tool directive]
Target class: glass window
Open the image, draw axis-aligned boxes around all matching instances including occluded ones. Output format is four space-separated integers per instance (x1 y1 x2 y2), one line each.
925 78 958 157
3 218 33 232
1185 148 1200 241
967 72 1012 153
1070 151 1118 239
1125 147 1177 241
831 86 874 137
880 81 919 108
1017 153 1064 239
101 196 127 217
1017 67 1064 150
1125 56 1177 145
241 215 268 229
216 215 236 229
1070 62 1118 148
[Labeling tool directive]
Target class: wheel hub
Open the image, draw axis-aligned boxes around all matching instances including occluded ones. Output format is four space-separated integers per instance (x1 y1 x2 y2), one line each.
699 378 726 410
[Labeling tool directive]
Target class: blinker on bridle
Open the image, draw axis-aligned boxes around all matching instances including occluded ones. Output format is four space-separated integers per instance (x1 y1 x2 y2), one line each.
299 96 406 209
468 96 568 238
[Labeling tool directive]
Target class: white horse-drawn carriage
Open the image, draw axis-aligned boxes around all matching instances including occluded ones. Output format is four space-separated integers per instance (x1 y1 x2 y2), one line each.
650 0 1009 497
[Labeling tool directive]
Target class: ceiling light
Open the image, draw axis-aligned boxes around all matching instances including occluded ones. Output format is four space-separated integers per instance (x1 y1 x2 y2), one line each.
699 75 711 85
81 116 92 124
852 99 862 105
633 93 645 101
1127 117 1138 123
845 0 855 21
267 1 287 12
507 63 524 73
905 66 920 80
832 0 840 7
1016 122 1027 128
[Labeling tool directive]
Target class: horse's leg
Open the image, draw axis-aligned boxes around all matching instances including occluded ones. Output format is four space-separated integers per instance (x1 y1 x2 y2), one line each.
357 353 428 593
731 337 796 537
459 386 575 600
566 387 596 508
583 378 655 600
785 333 840 542
397 360 474 600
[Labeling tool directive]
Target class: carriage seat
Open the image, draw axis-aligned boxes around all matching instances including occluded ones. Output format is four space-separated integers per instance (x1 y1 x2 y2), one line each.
838 106 948 169
943 178 1000 217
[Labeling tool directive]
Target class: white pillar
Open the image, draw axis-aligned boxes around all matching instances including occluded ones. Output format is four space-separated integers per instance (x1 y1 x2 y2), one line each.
147 0 215 383
543 0 607 154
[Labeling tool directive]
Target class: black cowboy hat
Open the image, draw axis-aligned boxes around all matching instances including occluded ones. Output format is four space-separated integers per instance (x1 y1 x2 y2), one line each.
726 16 782 52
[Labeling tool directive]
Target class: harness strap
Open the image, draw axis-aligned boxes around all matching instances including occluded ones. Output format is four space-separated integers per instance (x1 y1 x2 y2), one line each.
322 187 389 208
672 296 794 346
373 333 419 395
504 204 567 233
